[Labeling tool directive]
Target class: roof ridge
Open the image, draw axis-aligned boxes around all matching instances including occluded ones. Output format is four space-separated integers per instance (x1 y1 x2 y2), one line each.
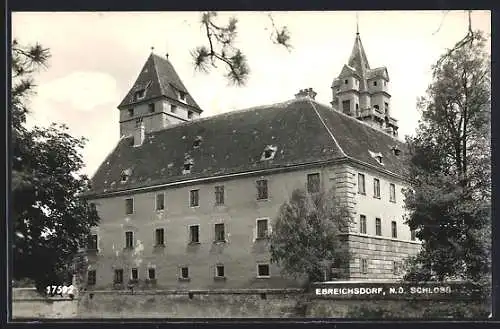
149 98 301 133
151 54 165 95
307 99 347 158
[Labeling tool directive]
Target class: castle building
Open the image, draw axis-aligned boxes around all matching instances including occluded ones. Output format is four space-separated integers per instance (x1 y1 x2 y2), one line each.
82 32 420 290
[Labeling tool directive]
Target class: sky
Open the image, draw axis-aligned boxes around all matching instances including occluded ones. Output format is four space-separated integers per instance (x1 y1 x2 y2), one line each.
11 11 491 177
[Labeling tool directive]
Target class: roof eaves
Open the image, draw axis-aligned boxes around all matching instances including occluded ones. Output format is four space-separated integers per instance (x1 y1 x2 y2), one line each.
346 155 409 183
83 157 349 200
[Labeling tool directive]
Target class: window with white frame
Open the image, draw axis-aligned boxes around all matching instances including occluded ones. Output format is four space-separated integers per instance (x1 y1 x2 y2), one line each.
257 264 270 278
358 173 366 194
156 193 165 211
214 223 225 242
256 219 269 239
189 225 199 243
389 183 396 202
215 264 225 278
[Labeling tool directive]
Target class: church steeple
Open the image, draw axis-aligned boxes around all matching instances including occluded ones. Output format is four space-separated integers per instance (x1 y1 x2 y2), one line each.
117 52 203 138
330 18 399 137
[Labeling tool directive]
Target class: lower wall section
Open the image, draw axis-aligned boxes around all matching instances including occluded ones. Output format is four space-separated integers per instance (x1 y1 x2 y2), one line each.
346 234 421 280
12 288 489 319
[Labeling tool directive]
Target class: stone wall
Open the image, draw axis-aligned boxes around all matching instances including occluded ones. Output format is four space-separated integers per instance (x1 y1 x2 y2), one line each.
11 286 489 320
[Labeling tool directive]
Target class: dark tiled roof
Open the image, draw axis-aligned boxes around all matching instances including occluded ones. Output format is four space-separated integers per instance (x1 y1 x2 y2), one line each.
367 67 389 81
87 98 407 197
118 53 202 112
313 103 407 176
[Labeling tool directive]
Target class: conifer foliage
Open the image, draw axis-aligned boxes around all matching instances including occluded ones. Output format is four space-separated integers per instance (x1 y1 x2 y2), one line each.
11 39 99 292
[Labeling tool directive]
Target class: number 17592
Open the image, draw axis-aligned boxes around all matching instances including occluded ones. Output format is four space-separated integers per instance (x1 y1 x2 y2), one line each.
45 285 75 296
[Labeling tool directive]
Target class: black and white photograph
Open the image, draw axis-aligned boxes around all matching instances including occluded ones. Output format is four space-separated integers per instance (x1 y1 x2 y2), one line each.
9 10 492 320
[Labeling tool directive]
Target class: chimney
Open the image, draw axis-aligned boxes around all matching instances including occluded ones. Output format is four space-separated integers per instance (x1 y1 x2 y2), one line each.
133 121 145 147
295 87 317 100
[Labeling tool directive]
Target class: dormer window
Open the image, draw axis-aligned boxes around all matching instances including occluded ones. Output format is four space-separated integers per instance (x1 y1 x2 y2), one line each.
368 150 384 166
178 91 187 102
121 169 132 183
193 136 202 148
261 145 278 161
182 154 194 174
133 89 146 101
128 108 134 117
391 146 401 156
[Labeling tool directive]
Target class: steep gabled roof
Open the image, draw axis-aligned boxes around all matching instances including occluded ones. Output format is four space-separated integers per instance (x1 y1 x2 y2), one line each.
347 34 370 79
367 67 390 81
118 53 202 112
86 99 407 198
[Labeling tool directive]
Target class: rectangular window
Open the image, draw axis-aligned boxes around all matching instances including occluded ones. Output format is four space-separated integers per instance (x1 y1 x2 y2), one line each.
131 268 138 281
125 198 134 215
215 186 224 205
257 219 269 239
391 221 397 238
180 267 189 279
135 118 142 128
358 173 366 194
342 100 350 114
256 179 268 200
375 218 382 236
307 173 320 193
189 225 199 243
359 215 367 234
389 183 396 202
128 108 134 117
215 265 225 278
188 189 201 207
188 110 194 119
214 223 225 242
373 178 380 198
373 81 378 86
411 229 416 241
155 228 165 246
190 189 199 207
125 231 134 249
148 268 156 280
257 264 270 277
361 259 368 274
87 270 96 285
114 269 123 284
384 102 389 114
148 103 155 113
88 234 98 250
156 193 165 211
171 104 177 113
393 261 400 275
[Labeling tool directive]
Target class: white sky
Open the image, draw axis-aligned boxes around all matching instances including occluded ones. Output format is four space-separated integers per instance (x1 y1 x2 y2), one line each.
11 11 491 177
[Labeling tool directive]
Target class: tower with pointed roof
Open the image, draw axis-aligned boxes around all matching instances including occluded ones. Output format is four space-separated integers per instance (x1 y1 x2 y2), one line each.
331 28 398 137
118 52 203 137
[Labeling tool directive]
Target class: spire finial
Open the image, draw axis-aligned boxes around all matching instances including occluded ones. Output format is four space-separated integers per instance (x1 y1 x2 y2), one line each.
356 12 359 35
151 46 155 53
